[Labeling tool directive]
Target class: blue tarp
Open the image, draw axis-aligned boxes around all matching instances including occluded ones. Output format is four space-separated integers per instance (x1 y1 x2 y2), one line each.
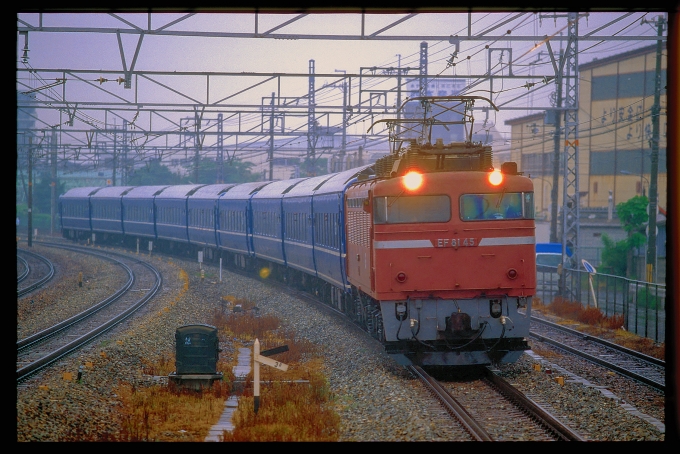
536 242 573 256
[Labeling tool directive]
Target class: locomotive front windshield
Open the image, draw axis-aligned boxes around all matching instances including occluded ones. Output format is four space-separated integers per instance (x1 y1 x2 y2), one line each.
460 192 534 221
374 195 451 224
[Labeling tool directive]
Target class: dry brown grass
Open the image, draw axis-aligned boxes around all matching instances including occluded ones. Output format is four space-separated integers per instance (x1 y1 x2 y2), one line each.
115 379 230 441
533 297 665 360
220 358 340 442
108 294 339 441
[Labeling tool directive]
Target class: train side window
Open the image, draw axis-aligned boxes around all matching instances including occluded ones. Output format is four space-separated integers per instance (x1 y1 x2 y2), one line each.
373 195 450 224
523 193 535 219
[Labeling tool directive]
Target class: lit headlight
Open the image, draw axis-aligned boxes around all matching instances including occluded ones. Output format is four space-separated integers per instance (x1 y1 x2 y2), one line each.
403 171 423 191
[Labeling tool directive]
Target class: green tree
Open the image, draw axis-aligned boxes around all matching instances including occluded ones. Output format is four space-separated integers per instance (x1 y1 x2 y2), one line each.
616 195 649 247
184 157 260 184
599 195 648 278
32 172 67 215
300 156 329 177
127 160 183 185
599 233 628 276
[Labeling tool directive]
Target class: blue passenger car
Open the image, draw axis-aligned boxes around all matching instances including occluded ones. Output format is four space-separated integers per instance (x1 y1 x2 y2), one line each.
154 184 207 244
121 185 169 239
89 186 136 236
282 174 336 278
59 187 101 236
187 184 236 249
216 181 272 257
250 178 308 266
312 166 372 290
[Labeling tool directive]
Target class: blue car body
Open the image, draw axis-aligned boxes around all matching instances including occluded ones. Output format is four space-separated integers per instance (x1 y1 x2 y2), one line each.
312 166 372 290
89 186 136 235
250 178 308 266
216 181 272 256
121 185 169 239
153 185 206 243
282 174 336 278
187 184 237 248
59 187 101 233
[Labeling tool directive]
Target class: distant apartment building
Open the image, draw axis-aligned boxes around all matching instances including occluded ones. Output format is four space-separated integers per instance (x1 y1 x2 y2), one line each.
506 43 667 214
505 43 667 277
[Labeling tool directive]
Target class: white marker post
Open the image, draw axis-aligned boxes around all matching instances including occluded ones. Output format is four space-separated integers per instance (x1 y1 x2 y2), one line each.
582 259 597 308
253 338 288 414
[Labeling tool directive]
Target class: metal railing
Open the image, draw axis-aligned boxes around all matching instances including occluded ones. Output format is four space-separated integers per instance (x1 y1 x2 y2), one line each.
535 267 665 344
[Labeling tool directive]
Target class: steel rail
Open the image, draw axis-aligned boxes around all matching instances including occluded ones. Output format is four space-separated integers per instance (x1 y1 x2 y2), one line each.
408 365 492 441
16 243 163 383
483 367 587 441
531 316 665 367
17 248 55 298
528 329 664 393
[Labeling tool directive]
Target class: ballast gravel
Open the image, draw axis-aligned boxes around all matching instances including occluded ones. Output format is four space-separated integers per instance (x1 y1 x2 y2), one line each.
16 240 666 441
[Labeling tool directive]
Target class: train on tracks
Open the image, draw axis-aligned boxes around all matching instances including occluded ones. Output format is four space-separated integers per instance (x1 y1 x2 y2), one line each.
59 96 536 367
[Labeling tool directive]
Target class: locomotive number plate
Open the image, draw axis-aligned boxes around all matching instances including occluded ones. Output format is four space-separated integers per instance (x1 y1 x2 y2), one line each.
436 238 478 247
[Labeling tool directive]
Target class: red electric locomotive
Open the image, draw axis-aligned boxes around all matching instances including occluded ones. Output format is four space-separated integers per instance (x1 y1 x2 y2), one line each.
345 96 535 366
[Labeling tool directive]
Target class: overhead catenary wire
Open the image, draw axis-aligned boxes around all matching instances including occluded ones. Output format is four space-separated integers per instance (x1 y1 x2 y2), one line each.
17 12 666 176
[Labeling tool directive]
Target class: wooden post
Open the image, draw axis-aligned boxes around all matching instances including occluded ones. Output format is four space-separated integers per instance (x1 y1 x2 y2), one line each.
253 338 288 415
254 338 260 414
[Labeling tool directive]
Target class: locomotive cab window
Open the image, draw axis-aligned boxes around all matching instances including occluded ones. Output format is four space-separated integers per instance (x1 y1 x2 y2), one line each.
460 192 534 221
373 195 450 224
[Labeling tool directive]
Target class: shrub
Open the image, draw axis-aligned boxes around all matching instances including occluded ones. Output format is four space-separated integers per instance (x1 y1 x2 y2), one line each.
576 307 605 325
547 297 583 319
633 291 661 310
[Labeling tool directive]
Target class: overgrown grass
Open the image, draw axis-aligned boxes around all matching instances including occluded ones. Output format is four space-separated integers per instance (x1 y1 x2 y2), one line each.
533 296 665 360
221 359 339 442
110 294 339 441
115 380 230 441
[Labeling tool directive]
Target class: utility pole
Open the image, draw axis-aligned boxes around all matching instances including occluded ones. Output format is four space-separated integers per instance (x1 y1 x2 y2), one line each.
50 129 58 236
27 137 33 248
541 12 581 299
335 69 347 171
123 119 128 185
269 92 275 181
418 42 429 142
549 49 564 244
641 14 666 283
217 113 224 183
307 60 317 176
396 54 402 137
193 108 203 184
112 132 117 186
560 12 581 299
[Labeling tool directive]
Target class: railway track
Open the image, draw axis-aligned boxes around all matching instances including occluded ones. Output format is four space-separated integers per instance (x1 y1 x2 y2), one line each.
17 248 55 297
16 243 162 383
26 240 663 437
410 365 586 441
223 258 588 441
529 317 665 393
17 253 29 283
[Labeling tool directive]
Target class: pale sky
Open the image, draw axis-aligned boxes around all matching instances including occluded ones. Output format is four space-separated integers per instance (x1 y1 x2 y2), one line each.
16 10 668 161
